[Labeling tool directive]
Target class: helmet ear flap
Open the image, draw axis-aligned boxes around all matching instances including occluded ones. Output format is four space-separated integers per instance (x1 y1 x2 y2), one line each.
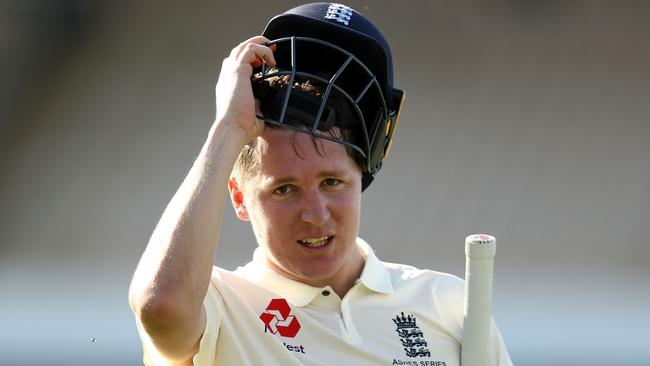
361 108 387 191
367 108 388 174
384 89 405 158
361 89 405 191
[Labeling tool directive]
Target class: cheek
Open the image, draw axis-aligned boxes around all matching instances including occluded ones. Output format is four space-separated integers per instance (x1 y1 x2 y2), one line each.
334 193 361 222
248 199 290 235
244 197 269 234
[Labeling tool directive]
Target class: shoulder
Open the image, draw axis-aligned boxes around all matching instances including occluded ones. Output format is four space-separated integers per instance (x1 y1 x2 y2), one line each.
208 265 251 289
206 264 276 302
383 261 463 287
382 261 465 303
379 261 465 331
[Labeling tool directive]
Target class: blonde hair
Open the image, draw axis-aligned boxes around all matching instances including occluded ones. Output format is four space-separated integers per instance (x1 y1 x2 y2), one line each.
231 142 260 187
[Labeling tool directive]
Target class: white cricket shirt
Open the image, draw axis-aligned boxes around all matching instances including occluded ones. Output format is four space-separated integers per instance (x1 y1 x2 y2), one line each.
137 238 512 365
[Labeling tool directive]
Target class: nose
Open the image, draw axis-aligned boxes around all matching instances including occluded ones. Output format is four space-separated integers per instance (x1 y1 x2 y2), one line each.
300 189 330 225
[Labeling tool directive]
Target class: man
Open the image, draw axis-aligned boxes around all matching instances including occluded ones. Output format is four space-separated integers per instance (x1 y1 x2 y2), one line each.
129 3 512 365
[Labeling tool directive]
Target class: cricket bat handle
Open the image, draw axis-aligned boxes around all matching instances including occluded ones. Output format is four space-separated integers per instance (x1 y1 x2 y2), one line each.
461 234 496 366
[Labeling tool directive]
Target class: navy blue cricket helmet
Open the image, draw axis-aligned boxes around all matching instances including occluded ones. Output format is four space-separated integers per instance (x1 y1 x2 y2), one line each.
252 2 404 190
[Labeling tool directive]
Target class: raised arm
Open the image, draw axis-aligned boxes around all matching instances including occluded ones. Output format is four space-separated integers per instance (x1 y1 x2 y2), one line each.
128 36 275 363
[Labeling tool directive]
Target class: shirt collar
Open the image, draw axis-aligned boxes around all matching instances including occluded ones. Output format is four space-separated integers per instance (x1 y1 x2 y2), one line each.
237 237 394 307
356 237 394 295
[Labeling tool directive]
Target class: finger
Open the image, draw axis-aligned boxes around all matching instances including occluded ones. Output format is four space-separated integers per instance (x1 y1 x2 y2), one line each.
237 43 276 68
243 35 270 46
230 35 271 58
253 43 277 68
252 59 263 68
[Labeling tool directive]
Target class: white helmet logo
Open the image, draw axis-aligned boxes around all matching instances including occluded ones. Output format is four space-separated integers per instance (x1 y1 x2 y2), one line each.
324 3 353 26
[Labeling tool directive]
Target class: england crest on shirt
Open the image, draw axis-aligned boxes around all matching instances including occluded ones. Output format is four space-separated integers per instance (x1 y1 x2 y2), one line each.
392 312 431 358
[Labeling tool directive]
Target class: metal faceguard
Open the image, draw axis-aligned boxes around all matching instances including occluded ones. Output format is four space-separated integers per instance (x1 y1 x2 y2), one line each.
251 36 404 190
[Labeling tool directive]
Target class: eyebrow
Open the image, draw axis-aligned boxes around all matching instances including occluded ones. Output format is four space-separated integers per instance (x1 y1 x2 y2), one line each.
262 170 347 187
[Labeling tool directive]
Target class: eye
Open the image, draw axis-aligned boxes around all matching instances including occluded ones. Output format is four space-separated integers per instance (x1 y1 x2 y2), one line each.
322 178 341 187
273 185 295 195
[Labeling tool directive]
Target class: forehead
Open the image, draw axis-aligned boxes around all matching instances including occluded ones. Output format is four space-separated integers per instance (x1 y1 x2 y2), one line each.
252 128 359 182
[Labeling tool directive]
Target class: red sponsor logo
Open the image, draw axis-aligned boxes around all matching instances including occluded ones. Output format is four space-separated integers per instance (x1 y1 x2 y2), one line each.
259 298 301 338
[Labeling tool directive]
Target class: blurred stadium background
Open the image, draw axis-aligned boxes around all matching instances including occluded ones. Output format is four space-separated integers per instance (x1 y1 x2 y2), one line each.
1 1 649 365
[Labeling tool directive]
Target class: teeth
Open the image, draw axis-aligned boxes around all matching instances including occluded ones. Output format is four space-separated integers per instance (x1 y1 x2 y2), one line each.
299 236 330 247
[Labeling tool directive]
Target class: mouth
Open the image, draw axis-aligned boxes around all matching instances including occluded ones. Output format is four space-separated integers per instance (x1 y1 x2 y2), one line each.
297 235 333 248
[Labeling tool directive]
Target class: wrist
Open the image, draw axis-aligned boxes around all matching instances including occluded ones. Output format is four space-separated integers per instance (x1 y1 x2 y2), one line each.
212 113 261 144
198 118 251 171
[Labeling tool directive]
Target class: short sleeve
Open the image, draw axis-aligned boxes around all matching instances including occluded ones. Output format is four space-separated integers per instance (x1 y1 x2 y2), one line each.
191 280 223 365
135 277 224 365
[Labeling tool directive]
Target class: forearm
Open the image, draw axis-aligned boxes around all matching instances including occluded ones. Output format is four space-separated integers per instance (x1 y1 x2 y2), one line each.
129 120 246 354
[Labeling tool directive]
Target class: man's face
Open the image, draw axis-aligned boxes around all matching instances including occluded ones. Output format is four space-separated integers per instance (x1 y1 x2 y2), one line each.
230 128 363 289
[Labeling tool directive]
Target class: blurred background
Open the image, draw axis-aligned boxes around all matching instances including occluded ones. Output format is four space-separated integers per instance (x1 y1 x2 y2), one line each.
1 0 649 365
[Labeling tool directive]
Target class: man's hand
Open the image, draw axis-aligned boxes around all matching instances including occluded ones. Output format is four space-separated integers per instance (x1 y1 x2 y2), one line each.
214 35 276 144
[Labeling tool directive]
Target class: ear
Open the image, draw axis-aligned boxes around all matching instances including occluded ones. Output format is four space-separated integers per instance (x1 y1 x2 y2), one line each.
228 178 250 221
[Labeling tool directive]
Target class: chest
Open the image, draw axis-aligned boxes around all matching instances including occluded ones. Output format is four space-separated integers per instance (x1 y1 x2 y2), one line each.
216 291 460 366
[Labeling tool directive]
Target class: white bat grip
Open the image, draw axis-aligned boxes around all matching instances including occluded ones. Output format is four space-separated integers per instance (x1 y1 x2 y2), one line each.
461 234 496 366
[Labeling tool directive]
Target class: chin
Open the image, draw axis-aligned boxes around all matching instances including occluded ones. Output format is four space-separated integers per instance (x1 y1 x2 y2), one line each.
292 264 340 284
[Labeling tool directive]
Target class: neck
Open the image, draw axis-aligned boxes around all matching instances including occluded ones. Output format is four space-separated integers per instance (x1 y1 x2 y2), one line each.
328 248 365 297
266 243 367 298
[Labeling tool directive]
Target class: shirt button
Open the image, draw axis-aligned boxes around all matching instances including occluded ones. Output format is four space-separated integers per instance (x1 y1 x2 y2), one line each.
321 290 331 296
